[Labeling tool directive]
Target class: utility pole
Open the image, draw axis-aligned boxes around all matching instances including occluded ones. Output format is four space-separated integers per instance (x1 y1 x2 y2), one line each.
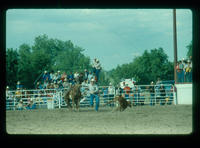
173 9 178 83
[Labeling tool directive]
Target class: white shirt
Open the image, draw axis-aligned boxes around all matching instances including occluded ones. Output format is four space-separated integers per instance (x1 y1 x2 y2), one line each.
108 86 115 94
88 83 99 94
74 72 79 78
95 62 101 70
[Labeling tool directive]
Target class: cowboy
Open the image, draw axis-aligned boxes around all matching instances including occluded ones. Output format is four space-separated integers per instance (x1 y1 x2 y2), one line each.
149 81 155 106
88 79 100 111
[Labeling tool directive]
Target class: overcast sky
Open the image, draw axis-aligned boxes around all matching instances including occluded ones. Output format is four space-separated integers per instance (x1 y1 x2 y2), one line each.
6 9 192 71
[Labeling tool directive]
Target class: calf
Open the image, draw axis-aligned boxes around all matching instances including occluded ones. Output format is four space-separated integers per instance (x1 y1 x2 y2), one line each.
105 95 132 111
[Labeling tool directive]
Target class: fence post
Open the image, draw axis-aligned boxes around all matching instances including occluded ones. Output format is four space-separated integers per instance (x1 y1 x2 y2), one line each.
13 97 16 110
58 91 61 109
173 86 177 105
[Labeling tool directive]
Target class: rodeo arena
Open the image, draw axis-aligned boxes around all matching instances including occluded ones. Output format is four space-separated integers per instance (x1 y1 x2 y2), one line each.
6 58 192 135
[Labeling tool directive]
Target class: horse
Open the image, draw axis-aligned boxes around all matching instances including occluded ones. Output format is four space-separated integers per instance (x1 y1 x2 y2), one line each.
64 75 84 111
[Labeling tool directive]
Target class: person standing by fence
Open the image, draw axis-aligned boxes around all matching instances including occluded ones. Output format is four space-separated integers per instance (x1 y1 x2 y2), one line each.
149 81 155 106
108 83 115 107
160 84 166 105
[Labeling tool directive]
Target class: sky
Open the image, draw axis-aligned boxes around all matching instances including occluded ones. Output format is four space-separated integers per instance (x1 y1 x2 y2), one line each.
6 9 192 71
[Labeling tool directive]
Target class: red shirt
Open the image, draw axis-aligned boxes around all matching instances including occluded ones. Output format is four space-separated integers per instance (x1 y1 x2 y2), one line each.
123 86 131 94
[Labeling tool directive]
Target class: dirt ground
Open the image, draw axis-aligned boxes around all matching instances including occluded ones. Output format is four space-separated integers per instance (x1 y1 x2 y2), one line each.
6 105 192 135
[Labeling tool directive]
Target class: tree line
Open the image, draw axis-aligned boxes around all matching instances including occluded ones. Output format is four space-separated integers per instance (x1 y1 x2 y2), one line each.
6 34 192 89
6 35 93 89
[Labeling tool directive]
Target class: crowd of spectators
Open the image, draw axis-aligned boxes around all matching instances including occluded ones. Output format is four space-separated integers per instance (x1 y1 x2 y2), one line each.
176 56 192 83
35 58 102 90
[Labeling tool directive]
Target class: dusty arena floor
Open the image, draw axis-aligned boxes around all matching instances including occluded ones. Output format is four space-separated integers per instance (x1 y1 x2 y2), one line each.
6 105 192 135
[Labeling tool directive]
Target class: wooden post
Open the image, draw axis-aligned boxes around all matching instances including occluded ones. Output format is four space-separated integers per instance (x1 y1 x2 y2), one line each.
173 9 178 83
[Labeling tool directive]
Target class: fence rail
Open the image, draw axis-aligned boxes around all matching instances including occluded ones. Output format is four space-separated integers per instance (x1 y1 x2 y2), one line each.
6 84 177 110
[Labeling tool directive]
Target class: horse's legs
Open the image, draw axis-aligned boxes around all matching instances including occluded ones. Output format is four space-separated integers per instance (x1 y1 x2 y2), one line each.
66 98 72 110
74 98 80 112
72 98 76 111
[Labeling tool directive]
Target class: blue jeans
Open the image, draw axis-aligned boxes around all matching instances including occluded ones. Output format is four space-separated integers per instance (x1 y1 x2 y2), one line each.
133 94 138 105
90 94 100 111
95 69 101 81
150 93 155 106
188 72 192 82
177 71 184 83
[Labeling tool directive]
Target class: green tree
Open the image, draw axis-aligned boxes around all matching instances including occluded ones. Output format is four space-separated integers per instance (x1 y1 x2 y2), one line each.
7 34 93 89
6 48 19 89
109 48 174 85
17 44 34 88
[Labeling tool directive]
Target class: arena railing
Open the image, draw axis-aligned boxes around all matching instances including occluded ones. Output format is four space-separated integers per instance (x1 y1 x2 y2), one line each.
6 84 177 110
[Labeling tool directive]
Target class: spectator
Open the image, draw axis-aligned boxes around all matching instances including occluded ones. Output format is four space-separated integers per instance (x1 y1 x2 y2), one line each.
87 71 93 84
176 61 181 83
16 81 23 89
84 69 89 80
92 72 97 82
36 81 43 89
168 85 174 105
15 88 22 102
58 79 63 89
108 83 115 107
16 99 26 110
121 81 126 89
6 86 13 110
43 80 48 89
68 72 75 85
156 77 161 85
74 71 79 81
185 60 192 82
42 71 50 83
155 82 161 105
26 98 36 110
92 58 97 74
61 72 67 82
95 59 102 82
115 85 122 96
46 82 52 89
139 87 145 105
188 60 192 82
179 59 185 83
88 79 100 112
49 82 55 89
144 86 150 105
63 78 70 89
49 71 54 83
52 72 58 83
123 84 131 100
57 71 61 81
149 81 155 106
6 86 10 98
133 85 141 106
102 86 109 104
53 81 59 89
81 79 89 96
160 84 166 105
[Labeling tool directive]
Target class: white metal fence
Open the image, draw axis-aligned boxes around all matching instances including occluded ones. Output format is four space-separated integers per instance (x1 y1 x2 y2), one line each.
6 84 177 110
